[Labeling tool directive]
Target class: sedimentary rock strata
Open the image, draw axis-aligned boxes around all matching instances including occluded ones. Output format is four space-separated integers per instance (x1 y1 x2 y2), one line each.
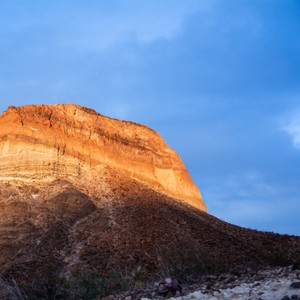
0 104 206 211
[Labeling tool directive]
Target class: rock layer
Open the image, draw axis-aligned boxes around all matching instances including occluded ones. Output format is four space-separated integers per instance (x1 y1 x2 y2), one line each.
0 104 206 211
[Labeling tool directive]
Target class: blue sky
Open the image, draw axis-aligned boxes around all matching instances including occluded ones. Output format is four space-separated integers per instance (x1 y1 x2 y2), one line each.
0 0 300 235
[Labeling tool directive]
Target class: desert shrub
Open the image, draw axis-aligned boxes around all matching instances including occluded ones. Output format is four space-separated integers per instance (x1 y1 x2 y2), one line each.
18 265 70 300
156 238 228 281
259 245 293 267
106 265 146 292
7 266 148 299
68 269 106 300
0 276 26 300
68 266 147 298
104 270 131 293
130 265 146 287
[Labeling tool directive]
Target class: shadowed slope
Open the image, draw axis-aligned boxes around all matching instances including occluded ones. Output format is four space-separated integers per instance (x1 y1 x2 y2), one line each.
0 170 299 298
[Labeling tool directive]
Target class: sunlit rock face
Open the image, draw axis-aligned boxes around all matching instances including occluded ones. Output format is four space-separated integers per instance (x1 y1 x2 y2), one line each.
0 104 206 211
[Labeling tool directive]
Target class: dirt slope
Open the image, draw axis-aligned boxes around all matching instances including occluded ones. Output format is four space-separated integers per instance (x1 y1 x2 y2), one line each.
0 170 299 298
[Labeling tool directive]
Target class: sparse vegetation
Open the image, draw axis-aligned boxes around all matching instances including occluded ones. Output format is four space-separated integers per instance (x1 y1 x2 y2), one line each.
68 269 105 300
18 266 148 299
64 266 147 298
258 245 293 267
0 276 26 300
156 237 228 282
1 173 300 299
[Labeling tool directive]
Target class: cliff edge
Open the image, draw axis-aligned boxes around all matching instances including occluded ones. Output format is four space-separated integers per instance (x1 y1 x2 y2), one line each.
0 104 206 211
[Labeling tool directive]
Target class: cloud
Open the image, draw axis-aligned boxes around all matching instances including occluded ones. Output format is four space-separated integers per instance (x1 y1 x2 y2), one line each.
206 171 280 203
59 14 181 52
15 1 208 53
281 110 300 149
203 171 287 231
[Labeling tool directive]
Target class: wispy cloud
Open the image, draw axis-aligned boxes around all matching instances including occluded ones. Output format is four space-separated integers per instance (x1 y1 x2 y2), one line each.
1 1 207 53
281 110 300 149
205 171 279 204
203 171 289 232
60 3 202 52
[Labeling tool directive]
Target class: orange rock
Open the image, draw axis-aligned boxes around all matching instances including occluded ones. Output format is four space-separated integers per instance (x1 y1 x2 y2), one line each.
0 104 206 211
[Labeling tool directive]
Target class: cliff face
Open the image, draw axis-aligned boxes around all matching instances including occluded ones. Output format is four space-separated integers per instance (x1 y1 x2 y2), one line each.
0 104 206 211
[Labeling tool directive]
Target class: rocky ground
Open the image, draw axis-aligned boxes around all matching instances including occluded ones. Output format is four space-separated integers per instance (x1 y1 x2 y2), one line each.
110 266 300 300
0 174 300 299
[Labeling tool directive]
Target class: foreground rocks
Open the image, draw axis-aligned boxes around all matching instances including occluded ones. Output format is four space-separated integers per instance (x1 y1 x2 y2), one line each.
176 266 300 300
111 266 300 300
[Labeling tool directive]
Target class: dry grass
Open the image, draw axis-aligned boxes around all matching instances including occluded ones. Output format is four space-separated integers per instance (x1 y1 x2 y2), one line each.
0 277 26 300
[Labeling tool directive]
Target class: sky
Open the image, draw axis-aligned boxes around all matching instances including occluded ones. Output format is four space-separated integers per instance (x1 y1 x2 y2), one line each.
0 0 300 235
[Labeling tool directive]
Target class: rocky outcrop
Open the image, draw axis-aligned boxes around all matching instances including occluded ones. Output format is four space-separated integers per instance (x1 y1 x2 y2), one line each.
0 104 206 211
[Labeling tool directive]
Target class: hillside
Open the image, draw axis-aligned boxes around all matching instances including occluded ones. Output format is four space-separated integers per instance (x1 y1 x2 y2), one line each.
0 104 299 299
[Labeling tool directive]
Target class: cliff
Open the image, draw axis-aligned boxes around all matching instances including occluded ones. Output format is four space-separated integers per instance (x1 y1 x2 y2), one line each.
0 104 206 211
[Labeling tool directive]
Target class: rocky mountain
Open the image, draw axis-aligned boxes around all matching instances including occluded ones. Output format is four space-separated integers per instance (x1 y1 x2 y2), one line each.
0 104 205 211
0 104 299 299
